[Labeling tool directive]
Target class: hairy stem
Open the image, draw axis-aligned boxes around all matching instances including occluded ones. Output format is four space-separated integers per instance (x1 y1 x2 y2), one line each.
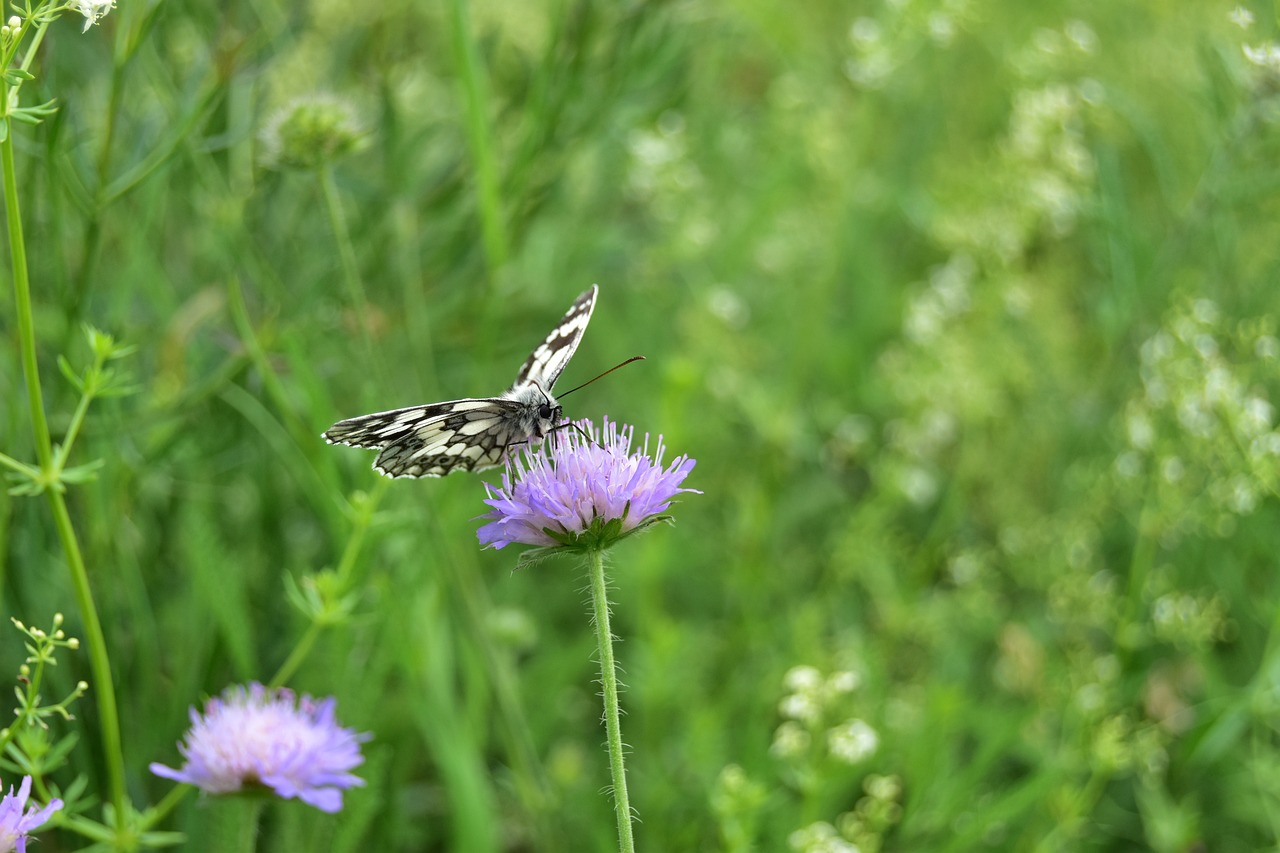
587 548 636 853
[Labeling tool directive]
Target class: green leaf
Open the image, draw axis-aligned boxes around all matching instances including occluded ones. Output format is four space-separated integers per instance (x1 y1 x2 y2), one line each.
57 355 87 392
59 459 105 485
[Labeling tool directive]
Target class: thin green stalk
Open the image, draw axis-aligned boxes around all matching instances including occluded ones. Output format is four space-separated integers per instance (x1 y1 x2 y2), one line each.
269 622 324 690
268 480 386 688
215 797 265 853
317 163 373 353
53 374 97 469
2 129 128 827
447 0 508 281
587 548 635 853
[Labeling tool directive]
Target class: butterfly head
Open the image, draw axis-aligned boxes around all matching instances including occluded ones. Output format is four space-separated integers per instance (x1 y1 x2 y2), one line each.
503 381 565 440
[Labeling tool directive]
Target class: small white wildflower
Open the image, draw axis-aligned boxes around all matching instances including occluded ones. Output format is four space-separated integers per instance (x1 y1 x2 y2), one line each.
1126 407 1155 450
1250 431 1280 458
1202 366 1240 406
1093 654 1120 681
1193 332 1219 360
1064 20 1098 54
707 288 749 329
780 692 821 723
1176 399 1213 438
1230 6 1255 28
827 719 879 764
789 821 861 853
784 665 823 693
74 0 114 32
849 17 882 46
949 552 981 584
927 12 955 45
1160 456 1185 484
1192 299 1220 325
898 465 939 506
1240 396 1273 436
865 773 901 800
826 670 862 695
833 415 872 451
1076 682 1106 713
771 721 812 760
1227 474 1259 514
1243 42 1280 73
1140 331 1174 366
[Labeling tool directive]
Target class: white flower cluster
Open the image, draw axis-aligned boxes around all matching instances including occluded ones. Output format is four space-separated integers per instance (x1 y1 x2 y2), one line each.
789 821 862 853
788 774 904 853
771 665 878 766
843 0 971 89
1116 298 1280 536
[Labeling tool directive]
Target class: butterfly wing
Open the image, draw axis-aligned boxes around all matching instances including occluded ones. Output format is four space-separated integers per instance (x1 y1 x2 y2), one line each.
324 398 528 478
512 284 598 392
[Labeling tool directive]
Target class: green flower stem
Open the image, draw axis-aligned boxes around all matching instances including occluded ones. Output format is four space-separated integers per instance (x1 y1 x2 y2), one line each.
269 480 386 689
586 547 636 853
269 621 323 691
317 162 372 354
2 127 128 828
447 0 508 281
53 366 100 469
214 797 265 853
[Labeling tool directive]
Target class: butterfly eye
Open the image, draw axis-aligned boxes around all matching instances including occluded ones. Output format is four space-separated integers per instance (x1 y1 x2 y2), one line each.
538 403 554 420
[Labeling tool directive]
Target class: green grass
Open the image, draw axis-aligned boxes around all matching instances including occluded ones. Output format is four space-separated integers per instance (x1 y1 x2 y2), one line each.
3 0 1280 849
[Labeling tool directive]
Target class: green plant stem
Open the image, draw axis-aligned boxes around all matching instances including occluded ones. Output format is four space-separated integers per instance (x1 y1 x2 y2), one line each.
54 370 99 469
2 129 128 829
269 481 386 688
447 0 508 281
218 797 265 853
586 548 635 853
317 163 372 353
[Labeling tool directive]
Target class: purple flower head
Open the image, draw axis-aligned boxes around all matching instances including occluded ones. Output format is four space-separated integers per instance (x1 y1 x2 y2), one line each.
149 683 369 814
0 775 62 853
477 417 699 555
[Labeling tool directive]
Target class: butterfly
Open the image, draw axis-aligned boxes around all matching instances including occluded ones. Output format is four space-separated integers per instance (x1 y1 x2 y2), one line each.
324 285 600 478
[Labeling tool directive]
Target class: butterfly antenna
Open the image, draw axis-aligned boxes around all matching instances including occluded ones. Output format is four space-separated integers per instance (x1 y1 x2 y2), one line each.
556 356 646 398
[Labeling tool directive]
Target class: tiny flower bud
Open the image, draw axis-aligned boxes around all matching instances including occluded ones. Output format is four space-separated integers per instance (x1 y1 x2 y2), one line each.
7 15 19 28
259 94 365 171
76 681 89 693
67 638 80 649
53 613 63 626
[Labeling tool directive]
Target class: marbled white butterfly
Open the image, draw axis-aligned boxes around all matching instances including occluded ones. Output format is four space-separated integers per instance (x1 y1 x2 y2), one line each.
324 285 601 478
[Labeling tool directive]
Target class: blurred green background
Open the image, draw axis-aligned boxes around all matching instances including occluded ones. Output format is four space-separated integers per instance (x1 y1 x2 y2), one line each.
3 0 1280 849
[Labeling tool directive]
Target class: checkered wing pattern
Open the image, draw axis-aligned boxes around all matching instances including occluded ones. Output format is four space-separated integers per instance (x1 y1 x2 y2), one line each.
512 285 597 392
324 285 599 479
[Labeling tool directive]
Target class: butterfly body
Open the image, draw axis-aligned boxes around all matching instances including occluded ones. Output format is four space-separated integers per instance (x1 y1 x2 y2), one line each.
324 285 597 478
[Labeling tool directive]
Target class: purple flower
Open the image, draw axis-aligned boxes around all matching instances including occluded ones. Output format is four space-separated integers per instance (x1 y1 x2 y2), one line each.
0 775 62 853
150 683 369 814
477 417 699 553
